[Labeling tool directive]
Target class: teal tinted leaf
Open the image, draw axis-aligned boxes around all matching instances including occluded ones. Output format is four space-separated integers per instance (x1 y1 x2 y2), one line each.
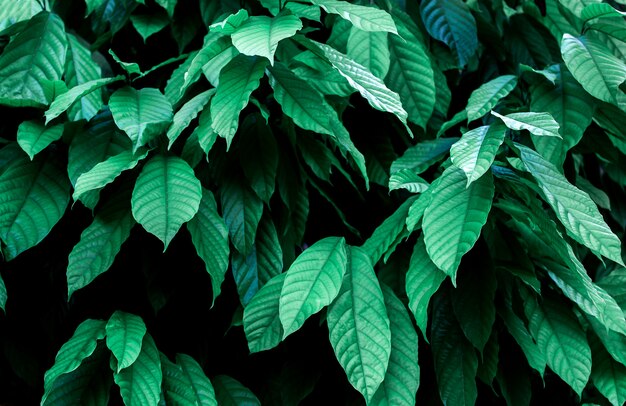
108 49 142 76
239 117 278 203
581 3 626 22
405 177 442 232
167 89 214 148
285 2 321 21
386 11 435 129
588 315 626 368
46 77 124 124
517 144 623 265
422 166 494 280
388 170 429 193
243 273 286 353
347 28 389 79
588 22 626 43
327 246 391 403
310 0 397 34
130 12 169 42
211 55 267 147
131 155 202 250
0 152 70 260
67 189 134 298
109 87 174 152
182 34 233 91
492 111 561 138
73 149 149 206
431 294 478 406
450 123 507 186
209 10 249 34
405 236 446 337
17 121 64 160
213 375 260 406
201 44 240 87
390 138 458 175
89 0 137 35
420 0 477 67
0 12 67 107
155 0 177 18
279 236 347 338
42 319 106 402
106 311 147 372
187 188 229 306
165 51 198 105
114 334 162 406
231 15 302 64
561 34 626 106
0 273 5 311
590 335 626 406
176 354 217 406
220 173 264 255
499 303 546 376
524 295 591 396
65 33 104 121
466 75 517 122
371 284 419 406
0 1 43 28
193 109 218 156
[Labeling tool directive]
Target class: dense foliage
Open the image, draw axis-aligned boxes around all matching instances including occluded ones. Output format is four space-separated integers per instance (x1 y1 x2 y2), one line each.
1 0 626 404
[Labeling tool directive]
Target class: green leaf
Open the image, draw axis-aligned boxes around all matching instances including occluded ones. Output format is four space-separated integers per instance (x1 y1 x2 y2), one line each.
243 273 286 353
16 120 64 160
419 0 478 67
109 87 174 152
231 15 302 64
347 27 389 79
0 12 67 107
0 152 70 260
310 0 397 34
213 375 260 406
405 236 446 338
466 75 517 122
499 301 546 376
65 33 104 122
0 273 6 312
450 123 507 186
220 172 264 256
279 236 347 338
588 22 626 43
370 284 420 406
105 311 147 372
42 319 107 403
167 89 214 148
155 0 177 18
517 144 623 265
239 116 279 203
130 12 169 42
182 34 234 91
0 1 44 29
524 294 591 396
561 34 626 106
590 335 626 406
327 246 391 403
45 77 124 125
209 9 249 34
187 188 230 306
175 354 217 406
431 293 478 406
581 3 626 22
67 188 135 298
114 334 162 406
388 169 429 193
492 111 561 138
131 155 202 250
385 11 435 129
161 352 217 406
390 138 458 175
422 166 494 281
109 49 142 76
588 315 626 368
210 55 267 147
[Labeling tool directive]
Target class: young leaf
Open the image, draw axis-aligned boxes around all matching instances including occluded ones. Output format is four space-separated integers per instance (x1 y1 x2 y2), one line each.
422 166 494 281
65 33 105 121
114 334 162 406
231 15 302 64
466 75 517 122
327 246 391 403
213 375 261 406
109 87 174 152
187 188 230 306
370 284 420 406
450 123 507 186
131 155 202 250
310 0 397 34
347 27 389 79
243 273 286 353
517 144 624 265
105 311 148 372
167 89 215 148
16 121 64 160
210 55 267 147
279 236 348 338
492 111 561 138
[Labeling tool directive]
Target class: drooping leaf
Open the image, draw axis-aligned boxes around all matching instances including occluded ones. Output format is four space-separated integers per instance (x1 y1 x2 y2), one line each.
175 354 217 406
422 166 494 280
166 89 215 148
390 138 458 175
0 152 70 260
0 12 67 107
370 284 420 406
114 334 162 406
347 27 389 79
187 188 230 306
109 87 174 152
419 0 478 67
210 55 267 147
590 334 626 406
16 121 64 160
327 246 391 403
238 116 279 203
231 15 302 64
466 75 517 122
65 33 105 121
279 236 347 338
130 12 169 42
131 155 202 250
450 123 507 186
213 375 261 406
182 34 234 91
155 0 177 18
492 111 561 138
388 169 429 193
310 0 397 34
243 273 286 353
105 311 148 372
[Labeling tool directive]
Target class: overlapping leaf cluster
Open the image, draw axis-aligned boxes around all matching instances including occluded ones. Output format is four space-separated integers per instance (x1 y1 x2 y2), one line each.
0 0 626 404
